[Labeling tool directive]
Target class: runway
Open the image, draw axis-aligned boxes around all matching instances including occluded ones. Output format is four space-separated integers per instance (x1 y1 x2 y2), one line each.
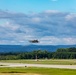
0 62 76 69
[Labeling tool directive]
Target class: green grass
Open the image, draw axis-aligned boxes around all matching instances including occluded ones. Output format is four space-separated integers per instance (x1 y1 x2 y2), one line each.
0 59 76 75
0 67 76 75
0 59 76 65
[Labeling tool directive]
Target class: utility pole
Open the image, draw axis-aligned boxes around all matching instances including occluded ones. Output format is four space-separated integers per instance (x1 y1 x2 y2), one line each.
29 39 39 61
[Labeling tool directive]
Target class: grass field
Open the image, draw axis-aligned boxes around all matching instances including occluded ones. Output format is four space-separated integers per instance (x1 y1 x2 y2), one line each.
0 59 76 65
0 67 76 75
0 59 76 75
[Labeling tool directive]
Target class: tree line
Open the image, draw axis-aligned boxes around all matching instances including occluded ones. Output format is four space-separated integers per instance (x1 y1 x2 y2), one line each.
0 47 76 60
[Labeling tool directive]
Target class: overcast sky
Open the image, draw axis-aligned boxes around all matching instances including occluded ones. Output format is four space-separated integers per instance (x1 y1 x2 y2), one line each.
0 0 76 45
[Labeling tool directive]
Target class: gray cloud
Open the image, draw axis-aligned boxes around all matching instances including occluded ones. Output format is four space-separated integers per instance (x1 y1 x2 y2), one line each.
0 10 76 45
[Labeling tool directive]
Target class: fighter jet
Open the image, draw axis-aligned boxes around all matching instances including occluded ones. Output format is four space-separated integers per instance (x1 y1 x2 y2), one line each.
29 40 39 43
